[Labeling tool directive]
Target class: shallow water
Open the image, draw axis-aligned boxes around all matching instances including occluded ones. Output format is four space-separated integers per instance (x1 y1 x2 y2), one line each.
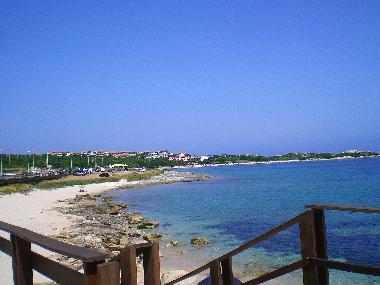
110 158 380 284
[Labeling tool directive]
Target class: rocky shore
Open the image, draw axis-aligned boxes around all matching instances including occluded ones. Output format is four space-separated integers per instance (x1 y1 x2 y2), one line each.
50 171 211 271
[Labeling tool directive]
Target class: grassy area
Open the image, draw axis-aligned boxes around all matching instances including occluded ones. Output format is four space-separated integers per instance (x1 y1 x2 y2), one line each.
0 169 163 194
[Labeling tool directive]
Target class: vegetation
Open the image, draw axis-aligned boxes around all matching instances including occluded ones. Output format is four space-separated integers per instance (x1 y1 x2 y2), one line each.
1 153 187 172
200 151 380 165
1 151 379 173
0 169 163 194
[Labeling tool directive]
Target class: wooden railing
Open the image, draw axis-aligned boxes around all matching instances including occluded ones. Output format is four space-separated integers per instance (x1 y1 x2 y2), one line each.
0 219 161 285
1 204 379 285
165 204 380 285
0 220 119 285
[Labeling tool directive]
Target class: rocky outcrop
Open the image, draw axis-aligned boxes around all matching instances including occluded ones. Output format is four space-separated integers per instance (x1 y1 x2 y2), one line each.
137 220 159 229
191 236 211 245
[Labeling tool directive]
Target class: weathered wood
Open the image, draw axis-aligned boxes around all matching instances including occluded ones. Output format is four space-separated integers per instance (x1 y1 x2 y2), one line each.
210 261 222 285
97 262 120 285
32 252 85 285
308 257 380 276
0 221 109 262
221 257 233 285
143 242 160 285
305 204 380 214
11 234 33 285
120 246 137 285
165 211 308 285
84 261 104 285
312 209 329 285
0 235 12 256
299 212 318 285
243 259 307 285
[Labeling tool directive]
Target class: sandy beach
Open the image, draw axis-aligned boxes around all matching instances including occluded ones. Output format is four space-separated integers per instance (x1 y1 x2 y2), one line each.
0 171 211 284
0 171 284 285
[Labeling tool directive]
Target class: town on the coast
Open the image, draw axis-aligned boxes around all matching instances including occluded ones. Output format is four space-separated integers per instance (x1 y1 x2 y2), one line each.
1 148 379 175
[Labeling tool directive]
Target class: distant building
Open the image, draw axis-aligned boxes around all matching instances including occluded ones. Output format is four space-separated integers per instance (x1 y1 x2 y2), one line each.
200 155 209 161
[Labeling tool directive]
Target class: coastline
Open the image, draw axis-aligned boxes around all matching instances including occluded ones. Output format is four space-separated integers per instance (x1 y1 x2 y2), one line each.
173 154 380 169
0 170 210 284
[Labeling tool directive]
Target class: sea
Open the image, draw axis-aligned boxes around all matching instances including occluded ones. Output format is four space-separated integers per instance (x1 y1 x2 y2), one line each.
109 158 380 284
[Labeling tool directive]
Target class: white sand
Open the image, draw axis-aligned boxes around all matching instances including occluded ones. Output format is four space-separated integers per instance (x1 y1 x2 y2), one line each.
0 180 136 284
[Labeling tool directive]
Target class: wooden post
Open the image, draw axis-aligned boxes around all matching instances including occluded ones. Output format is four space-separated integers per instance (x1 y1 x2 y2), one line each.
313 209 329 285
221 257 233 285
97 262 120 285
143 242 160 285
11 234 33 285
299 211 320 285
210 261 222 285
120 246 137 285
84 261 104 285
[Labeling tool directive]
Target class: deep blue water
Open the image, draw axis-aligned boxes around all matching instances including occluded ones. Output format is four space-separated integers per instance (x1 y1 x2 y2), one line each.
110 158 380 284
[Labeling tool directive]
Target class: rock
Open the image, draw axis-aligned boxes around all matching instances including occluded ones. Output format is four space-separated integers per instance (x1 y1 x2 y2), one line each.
161 270 197 285
191 236 210 245
106 244 125 251
165 240 179 247
108 205 122 215
116 202 129 208
176 250 184 256
84 235 102 243
137 220 159 229
143 234 163 241
128 214 144 224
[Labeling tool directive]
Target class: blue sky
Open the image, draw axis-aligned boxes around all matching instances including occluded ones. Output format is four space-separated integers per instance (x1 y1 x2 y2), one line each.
1 1 380 155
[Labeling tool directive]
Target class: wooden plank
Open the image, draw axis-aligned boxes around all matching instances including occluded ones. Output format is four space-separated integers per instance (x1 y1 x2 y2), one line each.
32 252 85 285
143 242 160 285
305 204 380 214
0 235 12 256
120 246 137 285
308 258 380 277
299 212 318 285
0 221 108 262
84 261 104 285
165 211 308 285
312 209 329 285
11 234 33 285
221 257 233 285
210 261 222 285
97 262 120 285
242 259 306 285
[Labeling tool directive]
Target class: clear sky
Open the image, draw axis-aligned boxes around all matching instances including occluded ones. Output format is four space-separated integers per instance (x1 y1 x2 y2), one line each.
1 1 380 155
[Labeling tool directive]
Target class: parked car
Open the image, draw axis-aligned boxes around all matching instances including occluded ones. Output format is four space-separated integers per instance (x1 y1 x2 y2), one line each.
73 170 86 176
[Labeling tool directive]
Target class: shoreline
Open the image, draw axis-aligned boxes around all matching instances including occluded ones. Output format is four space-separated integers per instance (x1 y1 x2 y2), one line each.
0 170 210 284
173 154 380 169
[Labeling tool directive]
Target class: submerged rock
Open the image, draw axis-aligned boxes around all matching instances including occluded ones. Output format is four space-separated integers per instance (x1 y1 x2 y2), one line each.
137 220 159 229
165 240 179 247
191 236 210 245
116 202 129 209
143 233 163 241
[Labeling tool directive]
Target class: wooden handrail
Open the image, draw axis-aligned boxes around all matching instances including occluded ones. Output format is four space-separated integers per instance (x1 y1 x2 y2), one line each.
242 259 307 285
237 257 380 285
0 220 109 262
165 211 309 285
305 204 380 214
308 257 380 277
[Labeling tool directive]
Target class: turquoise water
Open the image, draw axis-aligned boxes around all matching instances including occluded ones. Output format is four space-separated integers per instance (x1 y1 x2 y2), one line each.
110 158 380 284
